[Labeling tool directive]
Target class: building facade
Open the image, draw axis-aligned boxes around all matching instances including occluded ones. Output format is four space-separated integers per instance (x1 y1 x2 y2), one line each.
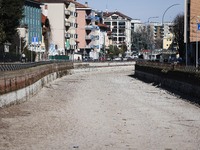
21 0 42 46
185 0 200 65
41 0 77 58
103 11 132 52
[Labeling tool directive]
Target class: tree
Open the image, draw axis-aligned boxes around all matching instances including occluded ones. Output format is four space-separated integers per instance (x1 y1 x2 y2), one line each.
0 0 24 43
131 26 150 51
172 13 185 58
155 37 163 49
120 43 127 57
0 23 6 44
107 45 120 59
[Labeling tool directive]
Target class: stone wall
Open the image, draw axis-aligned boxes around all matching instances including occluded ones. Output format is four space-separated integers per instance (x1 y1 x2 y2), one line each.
0 62 73 107
135 70 200 104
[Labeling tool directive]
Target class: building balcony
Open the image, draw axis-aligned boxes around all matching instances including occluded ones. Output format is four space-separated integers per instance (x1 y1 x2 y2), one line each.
65 20 70 27
65 33 71 39
65 9 70 16
85 35 93 40
85 15 94 20
118 33 126 36
85 25 93 30
85 25 99 30
85 45 91 48
118 25 126 29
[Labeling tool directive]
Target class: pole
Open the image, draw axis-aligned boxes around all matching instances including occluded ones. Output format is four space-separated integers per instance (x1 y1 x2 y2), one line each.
196 22 199 68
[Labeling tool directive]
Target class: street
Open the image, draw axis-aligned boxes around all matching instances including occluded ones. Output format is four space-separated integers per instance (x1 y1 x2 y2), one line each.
0 66 200 150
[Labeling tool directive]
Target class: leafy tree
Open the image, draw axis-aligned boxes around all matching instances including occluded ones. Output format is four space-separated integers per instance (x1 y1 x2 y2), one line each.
108 45 120 58
154 37 163 49
0 23 6 44
0 0 24 43
172 13 185 58
120 43 127 57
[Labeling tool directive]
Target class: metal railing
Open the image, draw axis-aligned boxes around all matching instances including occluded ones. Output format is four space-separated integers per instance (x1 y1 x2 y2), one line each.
136 59 200 73
0 61 60 72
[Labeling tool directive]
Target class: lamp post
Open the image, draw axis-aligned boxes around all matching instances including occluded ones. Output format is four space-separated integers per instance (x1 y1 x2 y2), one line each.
162 4 180 26
162 4 180 61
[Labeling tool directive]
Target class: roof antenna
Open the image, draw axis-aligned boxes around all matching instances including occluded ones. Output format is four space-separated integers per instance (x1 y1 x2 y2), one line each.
106 0 108 13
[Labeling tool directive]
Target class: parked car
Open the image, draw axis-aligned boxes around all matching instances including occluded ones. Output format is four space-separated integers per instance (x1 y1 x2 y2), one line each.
113 57 123 61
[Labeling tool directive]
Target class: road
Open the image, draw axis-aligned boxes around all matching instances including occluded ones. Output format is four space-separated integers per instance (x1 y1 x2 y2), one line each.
0 66 200 150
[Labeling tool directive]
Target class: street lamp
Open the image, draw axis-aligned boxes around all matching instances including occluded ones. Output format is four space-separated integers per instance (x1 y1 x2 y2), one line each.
162 4 180 26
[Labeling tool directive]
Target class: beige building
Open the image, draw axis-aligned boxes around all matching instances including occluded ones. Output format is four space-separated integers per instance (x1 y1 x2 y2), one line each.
41 0 77 58
163 32 174 49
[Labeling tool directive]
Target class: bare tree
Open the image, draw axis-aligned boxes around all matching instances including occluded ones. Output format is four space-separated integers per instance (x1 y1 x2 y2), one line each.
171 13 185 58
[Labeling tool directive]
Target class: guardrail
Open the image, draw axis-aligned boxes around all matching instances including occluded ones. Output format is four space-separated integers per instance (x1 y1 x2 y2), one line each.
0 61 67 72
136 60 200 73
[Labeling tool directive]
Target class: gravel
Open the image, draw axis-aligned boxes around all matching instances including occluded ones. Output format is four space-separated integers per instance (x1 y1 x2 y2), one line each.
0 66 200 150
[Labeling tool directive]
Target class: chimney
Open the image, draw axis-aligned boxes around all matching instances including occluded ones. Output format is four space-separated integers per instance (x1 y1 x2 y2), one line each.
85 2 88 7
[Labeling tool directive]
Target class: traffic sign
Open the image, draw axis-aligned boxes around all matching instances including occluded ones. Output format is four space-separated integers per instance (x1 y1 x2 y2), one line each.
198 23 200 30
32 37 38 45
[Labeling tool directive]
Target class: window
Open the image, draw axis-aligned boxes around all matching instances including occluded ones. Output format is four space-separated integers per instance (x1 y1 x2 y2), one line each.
74 12 77 17
74 34 78 39
74 23 78 28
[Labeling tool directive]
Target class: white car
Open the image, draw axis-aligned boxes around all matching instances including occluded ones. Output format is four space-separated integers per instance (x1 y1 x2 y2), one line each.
113 57 122 61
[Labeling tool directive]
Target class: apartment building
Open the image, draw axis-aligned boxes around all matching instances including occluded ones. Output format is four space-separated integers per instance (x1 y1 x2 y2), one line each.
72 1 108 60
20 0 42 47
40 0 77 58
131 19 143 32
185 0 200 65
72 1 94 57
148 22 175 50
103 11 132 52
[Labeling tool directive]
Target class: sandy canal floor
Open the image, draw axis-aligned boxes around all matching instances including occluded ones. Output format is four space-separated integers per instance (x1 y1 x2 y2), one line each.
0 66 200 150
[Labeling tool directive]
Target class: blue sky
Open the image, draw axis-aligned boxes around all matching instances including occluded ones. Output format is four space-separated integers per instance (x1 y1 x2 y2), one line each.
76 0 184 23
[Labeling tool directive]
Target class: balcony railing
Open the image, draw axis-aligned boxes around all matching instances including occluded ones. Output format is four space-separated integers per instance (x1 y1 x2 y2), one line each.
65 33 71 38
85 35 92 40
65 20 70 27
85 25 93 30
65 9 70 16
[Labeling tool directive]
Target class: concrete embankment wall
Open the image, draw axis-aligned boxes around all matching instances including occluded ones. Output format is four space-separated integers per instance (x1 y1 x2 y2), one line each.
135 70 200 104
0 61 135 107
0 62 73 107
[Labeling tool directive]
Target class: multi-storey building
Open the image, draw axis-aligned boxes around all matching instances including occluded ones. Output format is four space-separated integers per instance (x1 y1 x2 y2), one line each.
20 0 42 47
72 1 108 60
185 0 200 65
148 22 175 50
40 0 77 58
103 11 132 52
72 1 94 57
131 19 142 32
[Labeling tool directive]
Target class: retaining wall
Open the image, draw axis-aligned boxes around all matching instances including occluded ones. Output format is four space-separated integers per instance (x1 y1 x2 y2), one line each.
135 70 200 104
0 62 73 107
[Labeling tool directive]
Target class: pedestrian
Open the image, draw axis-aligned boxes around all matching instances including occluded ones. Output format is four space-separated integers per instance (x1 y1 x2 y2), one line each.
21 53 26 62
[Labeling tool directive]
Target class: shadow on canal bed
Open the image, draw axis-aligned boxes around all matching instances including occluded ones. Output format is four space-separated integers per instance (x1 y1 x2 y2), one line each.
128 74 200 107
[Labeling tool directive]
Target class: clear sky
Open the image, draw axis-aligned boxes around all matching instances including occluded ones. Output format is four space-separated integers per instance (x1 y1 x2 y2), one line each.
76 0 184 23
